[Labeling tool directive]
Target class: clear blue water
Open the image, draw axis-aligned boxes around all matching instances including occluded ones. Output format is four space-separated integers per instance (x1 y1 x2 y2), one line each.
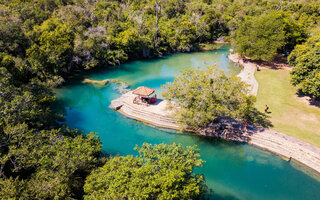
55 46 320 200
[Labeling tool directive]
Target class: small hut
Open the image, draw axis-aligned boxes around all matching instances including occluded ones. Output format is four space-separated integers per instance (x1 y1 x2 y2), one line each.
132 86 157 105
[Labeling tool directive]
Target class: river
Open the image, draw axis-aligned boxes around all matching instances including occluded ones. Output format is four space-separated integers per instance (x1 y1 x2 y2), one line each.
55 45 320 200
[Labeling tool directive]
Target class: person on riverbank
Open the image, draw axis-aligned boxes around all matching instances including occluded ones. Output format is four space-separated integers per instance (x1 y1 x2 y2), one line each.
265 105 269 113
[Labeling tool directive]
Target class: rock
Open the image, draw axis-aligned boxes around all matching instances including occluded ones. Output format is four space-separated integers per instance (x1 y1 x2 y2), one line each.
216 36 225 43
110 99 123 110
114 84 131 94
198 117 254 142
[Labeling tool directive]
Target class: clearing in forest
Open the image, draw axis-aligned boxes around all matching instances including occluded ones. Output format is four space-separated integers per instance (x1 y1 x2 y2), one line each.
255 68 320 148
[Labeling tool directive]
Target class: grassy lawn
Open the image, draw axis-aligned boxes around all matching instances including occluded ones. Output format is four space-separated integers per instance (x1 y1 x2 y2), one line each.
255 68 320 148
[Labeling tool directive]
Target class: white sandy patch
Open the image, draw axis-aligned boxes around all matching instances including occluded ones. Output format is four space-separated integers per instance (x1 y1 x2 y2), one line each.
228 54 258 96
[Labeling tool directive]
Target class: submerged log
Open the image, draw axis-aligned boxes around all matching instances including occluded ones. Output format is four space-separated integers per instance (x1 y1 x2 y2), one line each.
82 78 126 86
82 78 131 93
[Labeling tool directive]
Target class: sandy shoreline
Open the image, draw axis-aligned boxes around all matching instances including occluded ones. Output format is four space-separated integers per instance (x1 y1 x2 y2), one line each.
110 54 320 175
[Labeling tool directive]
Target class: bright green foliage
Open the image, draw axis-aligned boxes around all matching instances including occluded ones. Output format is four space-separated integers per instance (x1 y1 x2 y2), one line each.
84 143 208 200
162 66 256 129
289 28 320 99
233 13 285 61
27 17 74 82
233 12 306 61
0 177 25 199
162 19 197 52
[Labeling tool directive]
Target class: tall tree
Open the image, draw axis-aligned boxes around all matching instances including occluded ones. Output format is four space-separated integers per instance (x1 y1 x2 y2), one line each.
289 28 320 99
233 12 286 61
162 66 255 129
233 12 306 61
26 17 74 84
154 0 162 49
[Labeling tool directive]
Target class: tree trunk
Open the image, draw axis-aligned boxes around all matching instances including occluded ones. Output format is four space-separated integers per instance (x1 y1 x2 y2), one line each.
154 0 162 49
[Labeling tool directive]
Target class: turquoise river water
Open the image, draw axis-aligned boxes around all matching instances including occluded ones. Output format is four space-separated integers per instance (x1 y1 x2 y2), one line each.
55 46 320 200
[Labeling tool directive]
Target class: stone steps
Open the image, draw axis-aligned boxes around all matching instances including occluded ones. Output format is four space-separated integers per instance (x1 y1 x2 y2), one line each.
122 101 176 123
122 102 176 123
120 102 179 129
250 132 320 172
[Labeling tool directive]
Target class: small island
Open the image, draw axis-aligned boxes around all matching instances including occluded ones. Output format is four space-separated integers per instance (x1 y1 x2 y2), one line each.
111 86 179 130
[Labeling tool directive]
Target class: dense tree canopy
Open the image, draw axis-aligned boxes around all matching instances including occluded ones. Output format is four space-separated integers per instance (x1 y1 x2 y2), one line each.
0 127 102 199
233 12 306 61
84 143 208 200
1 0 318 85
162 66 256 129
289 28 320 99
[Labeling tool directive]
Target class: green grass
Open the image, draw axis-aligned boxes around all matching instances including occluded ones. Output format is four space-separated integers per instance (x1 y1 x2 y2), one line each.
255 68 320 147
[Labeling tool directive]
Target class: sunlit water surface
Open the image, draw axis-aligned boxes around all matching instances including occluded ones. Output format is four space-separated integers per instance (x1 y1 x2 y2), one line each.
55 46 320 200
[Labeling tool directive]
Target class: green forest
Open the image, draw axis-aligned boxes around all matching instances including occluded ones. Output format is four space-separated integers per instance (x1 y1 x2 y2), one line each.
1 0 320 199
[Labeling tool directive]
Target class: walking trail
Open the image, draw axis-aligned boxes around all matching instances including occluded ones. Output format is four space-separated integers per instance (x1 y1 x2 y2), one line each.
228 53 320 175
229 54 258 96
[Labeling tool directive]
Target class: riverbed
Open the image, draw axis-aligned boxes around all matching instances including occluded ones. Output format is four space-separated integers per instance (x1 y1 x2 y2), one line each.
55 46 320 200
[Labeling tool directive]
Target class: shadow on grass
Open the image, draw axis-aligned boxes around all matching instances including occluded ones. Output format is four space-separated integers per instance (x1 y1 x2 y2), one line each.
245 107 273 128
247 54 290 70
296 90 320 108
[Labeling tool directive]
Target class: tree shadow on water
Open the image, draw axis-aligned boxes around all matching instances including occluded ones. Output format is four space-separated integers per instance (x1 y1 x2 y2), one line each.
207 193 241 200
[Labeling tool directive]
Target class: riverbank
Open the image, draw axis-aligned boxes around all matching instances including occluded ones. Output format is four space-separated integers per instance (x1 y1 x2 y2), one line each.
111 91 320 174
227 53 320 174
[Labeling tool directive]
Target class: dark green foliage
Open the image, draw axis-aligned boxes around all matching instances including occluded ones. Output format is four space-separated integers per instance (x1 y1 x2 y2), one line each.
233 12 306 61
84 143 208 200
0 15 27 56
289 28 320 99
0 124 102 199
0 69 103 199
162 66 256 129
1 45 102 200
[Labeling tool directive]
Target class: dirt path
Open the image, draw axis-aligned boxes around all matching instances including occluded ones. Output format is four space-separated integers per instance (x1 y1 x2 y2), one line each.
228 53 258 96
227 53 320 175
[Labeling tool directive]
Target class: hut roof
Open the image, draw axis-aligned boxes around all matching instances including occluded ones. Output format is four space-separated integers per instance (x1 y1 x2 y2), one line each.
132 86 155 96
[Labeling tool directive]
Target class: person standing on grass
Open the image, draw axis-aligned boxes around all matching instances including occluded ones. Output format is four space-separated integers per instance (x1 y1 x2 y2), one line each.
265 105 268 113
